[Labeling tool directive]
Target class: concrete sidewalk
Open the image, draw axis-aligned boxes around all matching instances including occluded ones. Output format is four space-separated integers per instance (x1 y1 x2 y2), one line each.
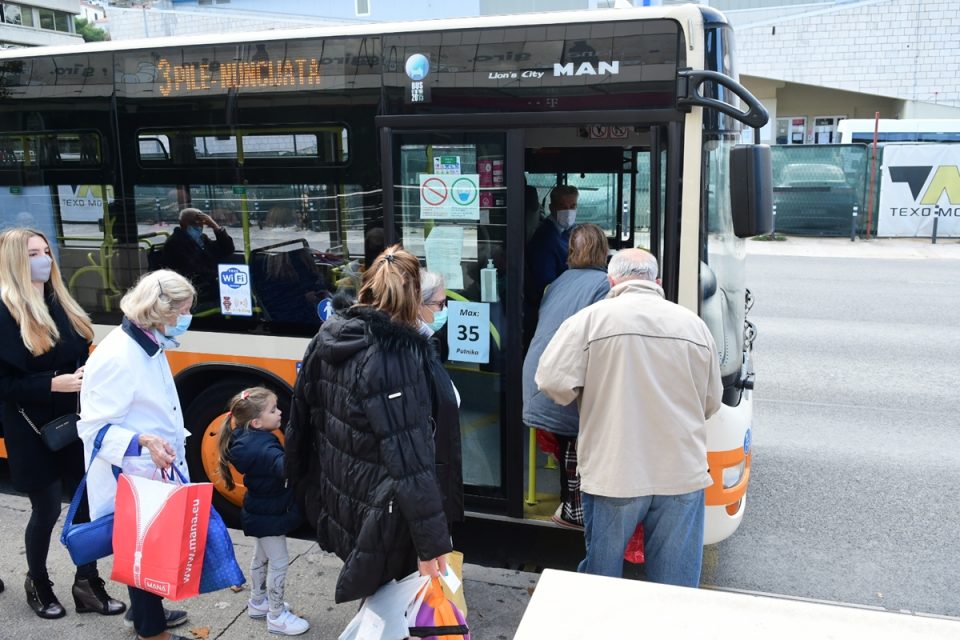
0 492 536 639
745 235 960 260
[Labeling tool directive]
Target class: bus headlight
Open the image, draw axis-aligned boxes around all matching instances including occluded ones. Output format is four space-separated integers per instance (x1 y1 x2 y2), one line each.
722 460 746 489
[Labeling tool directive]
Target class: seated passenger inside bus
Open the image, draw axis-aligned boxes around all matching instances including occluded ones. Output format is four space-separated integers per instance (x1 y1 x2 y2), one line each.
161 207 235 308
254 248 331 324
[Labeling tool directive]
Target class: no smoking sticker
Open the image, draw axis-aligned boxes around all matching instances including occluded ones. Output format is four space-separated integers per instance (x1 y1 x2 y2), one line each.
421 177 448 206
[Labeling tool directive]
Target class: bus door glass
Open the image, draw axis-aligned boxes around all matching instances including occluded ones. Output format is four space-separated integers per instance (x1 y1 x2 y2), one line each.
386 130 519 506
524 142 662 255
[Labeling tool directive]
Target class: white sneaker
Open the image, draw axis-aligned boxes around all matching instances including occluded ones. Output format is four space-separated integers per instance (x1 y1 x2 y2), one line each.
248 598 292 619
267 609 310 636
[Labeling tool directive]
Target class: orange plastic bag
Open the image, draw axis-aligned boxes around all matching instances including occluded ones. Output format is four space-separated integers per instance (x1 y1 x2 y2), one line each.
410 577 470 639
624 523 645 564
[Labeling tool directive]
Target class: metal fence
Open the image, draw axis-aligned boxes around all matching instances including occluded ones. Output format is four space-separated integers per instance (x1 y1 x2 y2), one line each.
770 144 872 237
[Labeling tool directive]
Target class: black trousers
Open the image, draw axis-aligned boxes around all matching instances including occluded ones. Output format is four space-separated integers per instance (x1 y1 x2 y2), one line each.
26 480 97 582
128 586 166 637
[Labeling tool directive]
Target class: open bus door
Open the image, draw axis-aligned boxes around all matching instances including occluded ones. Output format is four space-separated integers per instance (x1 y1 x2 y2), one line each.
380 127 528 518
378 121 682 535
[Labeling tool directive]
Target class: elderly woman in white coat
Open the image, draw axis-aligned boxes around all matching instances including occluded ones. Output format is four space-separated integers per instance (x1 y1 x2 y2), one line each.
77 269 198 640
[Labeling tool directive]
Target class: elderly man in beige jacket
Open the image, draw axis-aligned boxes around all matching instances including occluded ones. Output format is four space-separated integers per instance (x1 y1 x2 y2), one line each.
535 248 722 587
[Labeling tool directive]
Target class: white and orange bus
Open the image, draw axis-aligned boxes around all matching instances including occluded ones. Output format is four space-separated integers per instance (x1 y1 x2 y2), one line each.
0 4 770 548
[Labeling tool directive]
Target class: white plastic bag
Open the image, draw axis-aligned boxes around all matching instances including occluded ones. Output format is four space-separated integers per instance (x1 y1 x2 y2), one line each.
339 573 430 640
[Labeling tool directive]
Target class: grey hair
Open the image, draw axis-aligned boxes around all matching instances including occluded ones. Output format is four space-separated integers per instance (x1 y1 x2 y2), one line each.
179 207 202 223
121 269 196 330
608 250 659 282
419 269 445 303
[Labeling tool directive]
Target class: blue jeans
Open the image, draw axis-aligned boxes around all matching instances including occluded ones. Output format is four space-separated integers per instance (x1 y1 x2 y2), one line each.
578 489 705 587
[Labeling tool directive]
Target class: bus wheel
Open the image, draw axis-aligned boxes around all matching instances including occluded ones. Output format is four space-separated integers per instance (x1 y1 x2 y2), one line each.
183 379 291 530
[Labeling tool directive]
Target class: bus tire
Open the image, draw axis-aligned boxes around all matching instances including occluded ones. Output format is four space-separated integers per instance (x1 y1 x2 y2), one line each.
182 378 292 530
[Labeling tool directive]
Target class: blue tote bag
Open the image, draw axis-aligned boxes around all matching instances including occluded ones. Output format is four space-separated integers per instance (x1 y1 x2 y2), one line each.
165 464 245 593
200 506 245 593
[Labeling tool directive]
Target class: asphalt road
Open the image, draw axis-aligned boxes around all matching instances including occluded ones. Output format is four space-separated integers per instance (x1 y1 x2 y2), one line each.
701 253 960 618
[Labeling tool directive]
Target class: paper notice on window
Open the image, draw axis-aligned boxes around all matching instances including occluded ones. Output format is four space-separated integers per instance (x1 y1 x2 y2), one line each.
424 226 464 290
402 227 426 258
433 155 461 175
447 301 490 364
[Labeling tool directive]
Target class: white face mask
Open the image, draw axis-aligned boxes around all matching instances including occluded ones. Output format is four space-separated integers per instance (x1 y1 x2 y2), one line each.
556 209 577 229
30 255 53 283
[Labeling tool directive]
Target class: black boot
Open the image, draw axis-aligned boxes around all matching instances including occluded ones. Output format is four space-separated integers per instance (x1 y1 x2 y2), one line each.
0 576 5 593
25 574 65 619
72 576 127 615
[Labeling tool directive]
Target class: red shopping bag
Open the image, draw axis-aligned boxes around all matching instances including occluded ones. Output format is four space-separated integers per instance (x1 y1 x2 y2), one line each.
111 471 213 600
624 523 645 564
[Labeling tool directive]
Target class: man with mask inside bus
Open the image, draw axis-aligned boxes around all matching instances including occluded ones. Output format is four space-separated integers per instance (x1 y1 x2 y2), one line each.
162 207 235 308
523 185 578 345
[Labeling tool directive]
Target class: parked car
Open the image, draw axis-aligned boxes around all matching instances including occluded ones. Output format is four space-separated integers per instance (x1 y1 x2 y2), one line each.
772 162 860 236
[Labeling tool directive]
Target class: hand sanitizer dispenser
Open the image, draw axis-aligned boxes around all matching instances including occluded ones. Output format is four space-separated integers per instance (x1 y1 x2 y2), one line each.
480 259 498 303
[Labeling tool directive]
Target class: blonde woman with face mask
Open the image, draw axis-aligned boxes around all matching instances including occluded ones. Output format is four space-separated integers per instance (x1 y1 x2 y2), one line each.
0 228 126 620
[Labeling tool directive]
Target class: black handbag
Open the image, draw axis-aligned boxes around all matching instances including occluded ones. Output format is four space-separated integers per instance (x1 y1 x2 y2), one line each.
18 397 81 452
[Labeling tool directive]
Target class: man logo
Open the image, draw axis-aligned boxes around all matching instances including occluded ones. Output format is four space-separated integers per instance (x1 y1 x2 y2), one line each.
405 54 430 82
890 165 960 205
553 61 620 77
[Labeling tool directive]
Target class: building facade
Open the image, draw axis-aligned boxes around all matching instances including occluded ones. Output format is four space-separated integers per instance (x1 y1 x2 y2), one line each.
0 0 82 47
727 0 960 144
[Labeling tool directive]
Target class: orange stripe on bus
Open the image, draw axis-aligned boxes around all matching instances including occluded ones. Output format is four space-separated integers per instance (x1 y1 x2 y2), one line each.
165 352 299 386
705 447 751 507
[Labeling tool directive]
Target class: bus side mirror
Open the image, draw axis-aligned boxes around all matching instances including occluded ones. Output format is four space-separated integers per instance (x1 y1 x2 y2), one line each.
730 144 773 238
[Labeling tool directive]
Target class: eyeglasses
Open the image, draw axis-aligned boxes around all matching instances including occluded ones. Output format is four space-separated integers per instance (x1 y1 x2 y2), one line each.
424 299 447 310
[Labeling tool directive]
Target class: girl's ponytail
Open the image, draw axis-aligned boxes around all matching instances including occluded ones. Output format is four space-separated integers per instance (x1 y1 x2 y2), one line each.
217 412 236 490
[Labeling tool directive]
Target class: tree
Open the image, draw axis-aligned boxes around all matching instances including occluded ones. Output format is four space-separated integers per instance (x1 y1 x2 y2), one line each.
75 17 110 43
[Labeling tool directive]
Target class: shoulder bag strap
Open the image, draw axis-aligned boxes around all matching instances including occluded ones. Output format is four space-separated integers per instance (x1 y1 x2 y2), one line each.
16 404 42 436
61 424 115 541
17 368 82 436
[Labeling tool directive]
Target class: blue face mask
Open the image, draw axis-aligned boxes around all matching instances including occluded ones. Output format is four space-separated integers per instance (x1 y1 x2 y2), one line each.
164 313 192 337
186 225 203 245
428 307 448 333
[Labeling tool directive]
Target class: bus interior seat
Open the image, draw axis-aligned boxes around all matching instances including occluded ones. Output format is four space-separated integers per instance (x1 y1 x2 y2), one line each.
146 243 165 271
251 247 327 324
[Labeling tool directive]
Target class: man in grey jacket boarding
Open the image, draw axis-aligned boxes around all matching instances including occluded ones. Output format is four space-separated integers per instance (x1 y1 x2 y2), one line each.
535 248 722 587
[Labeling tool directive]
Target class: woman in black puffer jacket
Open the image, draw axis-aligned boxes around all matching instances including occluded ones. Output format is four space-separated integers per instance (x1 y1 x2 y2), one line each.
286 245 452 604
